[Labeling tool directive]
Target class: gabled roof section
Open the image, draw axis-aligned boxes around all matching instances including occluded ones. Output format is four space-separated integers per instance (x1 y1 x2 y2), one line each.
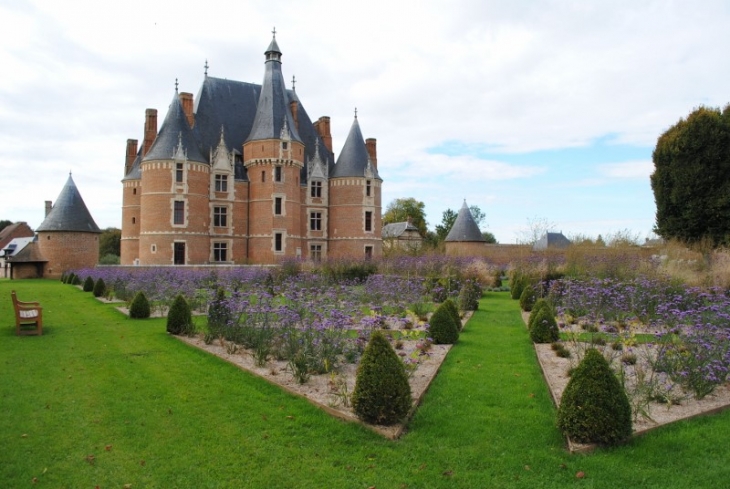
331 117 379 179
0 221 34 250
246 36 302 144
143 92 206 163
193 76 261 163
2 236 35 258
445 201 485 242
7 241 47 263
383 221 420 239
533 232 571 250
36 174 101 233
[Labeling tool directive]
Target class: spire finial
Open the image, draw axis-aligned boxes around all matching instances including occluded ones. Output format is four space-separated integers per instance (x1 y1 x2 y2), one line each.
175 78 179 93
204 59 209 77
354 107 358 119
272 26 277 39
291 75 296 91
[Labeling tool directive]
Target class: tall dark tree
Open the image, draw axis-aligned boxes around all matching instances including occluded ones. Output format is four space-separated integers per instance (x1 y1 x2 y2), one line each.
99 227 121 258
435 209 458 242
382 198 427 236
0 220 12 233
651 105 730 246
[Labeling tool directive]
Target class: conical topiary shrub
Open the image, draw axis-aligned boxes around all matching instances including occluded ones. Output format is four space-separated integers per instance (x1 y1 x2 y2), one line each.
129 291 151 319
442 298 462 330
72 274 82 286
93 277 107 298
510 274 526 300
528 298 552 330
428 302 460 344
65 273 75 285
529 305 559 343
167 294 193 335
458 279 482 311
519 284 538 312
557 348 632 446
83 276 94 292
352 331 412 425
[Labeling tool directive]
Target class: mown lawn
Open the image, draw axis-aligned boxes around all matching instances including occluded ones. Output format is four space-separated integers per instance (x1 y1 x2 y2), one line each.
2 279 730 488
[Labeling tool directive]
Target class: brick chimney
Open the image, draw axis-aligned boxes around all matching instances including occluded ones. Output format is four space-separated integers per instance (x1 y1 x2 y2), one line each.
125 139 138 176
142 108 158 156
45 201 52 217
314 116 332 153
289 100 299 132
179 92 194 127
366 138 377 170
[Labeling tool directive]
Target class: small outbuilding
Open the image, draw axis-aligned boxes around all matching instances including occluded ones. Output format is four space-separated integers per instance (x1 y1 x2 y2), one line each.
382 218 423 252
533 232 571 250
444 201 486 256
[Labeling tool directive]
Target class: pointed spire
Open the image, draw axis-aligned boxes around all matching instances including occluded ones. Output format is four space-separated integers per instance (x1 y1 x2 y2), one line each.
265 28 282 62
143 92 206 163
331 116 378 179
175 78 179 93
246 33 301 143
36 174 101 233
204 59 209 77
445 201 485 242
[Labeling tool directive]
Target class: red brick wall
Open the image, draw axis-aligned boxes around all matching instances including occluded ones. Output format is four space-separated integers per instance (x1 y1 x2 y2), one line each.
121 180 141 264
37 231 99 278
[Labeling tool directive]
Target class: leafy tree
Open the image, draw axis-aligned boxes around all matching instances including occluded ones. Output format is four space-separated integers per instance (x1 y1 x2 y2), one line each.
435 209 458 242
99 227 121 259
0 220 12 233
382 198 427 236
482 231 497 244
651 105 730 247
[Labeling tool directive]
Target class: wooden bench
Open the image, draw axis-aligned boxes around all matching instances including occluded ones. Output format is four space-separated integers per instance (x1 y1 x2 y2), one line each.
11 290 43 336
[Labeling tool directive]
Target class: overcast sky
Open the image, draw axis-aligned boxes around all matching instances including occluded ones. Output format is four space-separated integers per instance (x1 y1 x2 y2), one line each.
2 0 729 243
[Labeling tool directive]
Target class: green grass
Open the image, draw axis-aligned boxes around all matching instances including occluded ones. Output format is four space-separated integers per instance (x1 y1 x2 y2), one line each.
3 280 730 487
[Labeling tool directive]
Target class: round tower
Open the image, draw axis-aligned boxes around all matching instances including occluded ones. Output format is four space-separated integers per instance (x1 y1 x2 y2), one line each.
328 116 382 259
138 92 210 265
36 174 101 278
243 34 305 264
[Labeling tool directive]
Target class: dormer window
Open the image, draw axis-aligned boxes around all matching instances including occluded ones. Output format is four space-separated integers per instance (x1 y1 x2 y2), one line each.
282 142 288 150
366 180 371 197
215 174 228 192
175 163 184 183
310 180 322 198
274 166 282 182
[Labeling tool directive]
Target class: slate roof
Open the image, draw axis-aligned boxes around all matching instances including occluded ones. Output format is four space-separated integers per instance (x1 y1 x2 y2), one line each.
2 236 34 259
122 152 142 181
36 174 101 233
331 118 380 179
7 241 47 263
533 232 571 250
128 37 336 185
143 93 207 164
445 201 485 242
0 221 34 250
382 221 421 239
246 38 302 144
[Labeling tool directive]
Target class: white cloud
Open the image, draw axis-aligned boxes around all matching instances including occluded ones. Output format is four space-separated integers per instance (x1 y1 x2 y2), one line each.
598 160 654 179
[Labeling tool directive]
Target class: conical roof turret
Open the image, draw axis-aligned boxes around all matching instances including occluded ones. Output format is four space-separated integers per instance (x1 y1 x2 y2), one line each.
246 33 302 143
331 116 379 178
445 201 485 242
37 174 101 233
143 91 206 163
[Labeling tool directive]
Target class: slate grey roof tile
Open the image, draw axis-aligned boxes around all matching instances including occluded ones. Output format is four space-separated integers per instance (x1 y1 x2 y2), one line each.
36 175 101 233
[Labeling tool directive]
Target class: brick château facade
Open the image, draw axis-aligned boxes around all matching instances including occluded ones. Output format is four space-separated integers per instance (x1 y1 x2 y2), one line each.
121 34 382 265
